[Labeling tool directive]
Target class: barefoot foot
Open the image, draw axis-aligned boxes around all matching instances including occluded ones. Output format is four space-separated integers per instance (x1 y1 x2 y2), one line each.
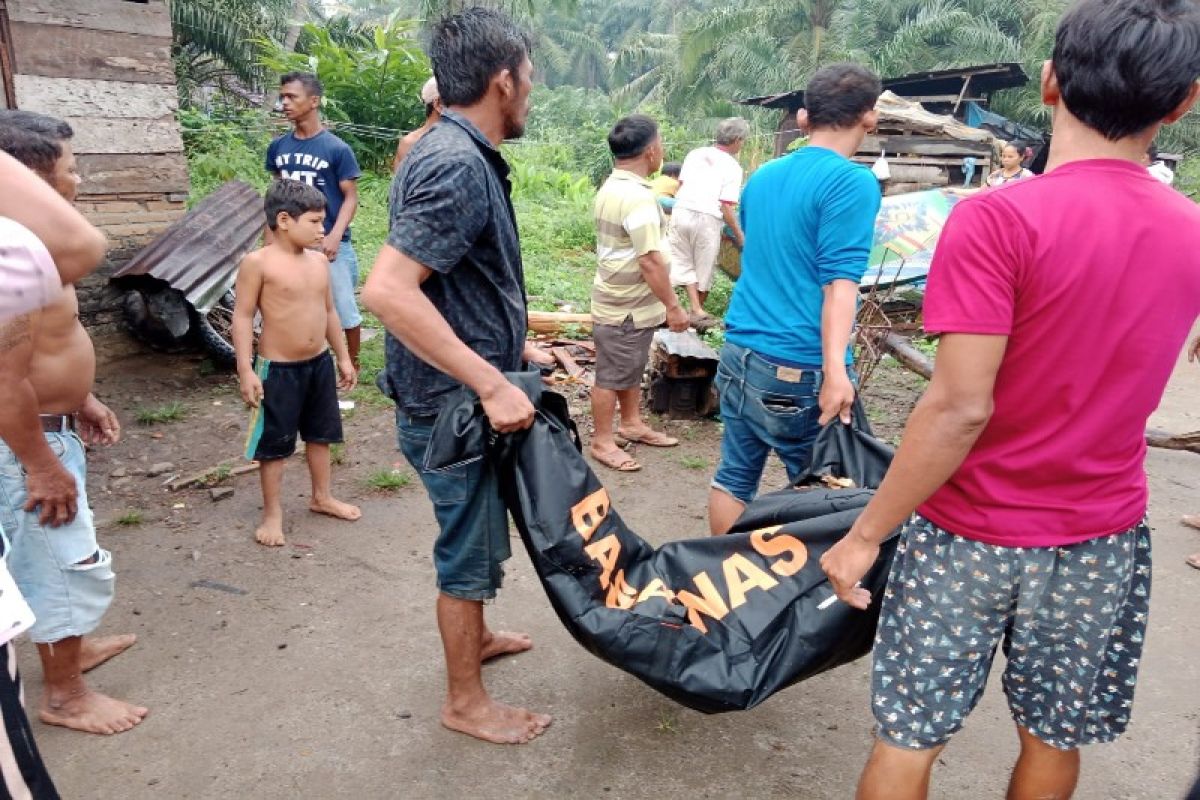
309 496 361 521
441 698 551 745
40 689 148 735
255 519 285 547
481 631 533 662
80 634 137 673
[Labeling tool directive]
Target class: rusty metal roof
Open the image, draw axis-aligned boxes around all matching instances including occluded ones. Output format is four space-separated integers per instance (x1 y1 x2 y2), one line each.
113 181 264 313
739 63 1028 111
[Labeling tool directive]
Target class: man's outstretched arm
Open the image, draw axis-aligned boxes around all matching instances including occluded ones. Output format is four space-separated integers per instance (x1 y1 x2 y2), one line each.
820 333 1007 608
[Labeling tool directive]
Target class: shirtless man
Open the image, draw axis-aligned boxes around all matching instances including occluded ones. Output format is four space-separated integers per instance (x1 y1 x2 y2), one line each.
233 179 360 547
391 77 441 173
0 111 147 734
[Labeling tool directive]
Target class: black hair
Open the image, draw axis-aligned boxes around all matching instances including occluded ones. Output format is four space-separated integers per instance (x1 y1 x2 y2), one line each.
0 109 73 142
661 162 681 178
608 115 658 159
424 102 436 118
1053 0 1200 140
804 63 882 130
428 7 531 107
280 71 324 97
0 125 61 175
264 179 326 230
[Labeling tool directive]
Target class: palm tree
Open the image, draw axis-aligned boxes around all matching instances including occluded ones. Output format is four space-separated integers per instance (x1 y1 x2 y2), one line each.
169 0 320 106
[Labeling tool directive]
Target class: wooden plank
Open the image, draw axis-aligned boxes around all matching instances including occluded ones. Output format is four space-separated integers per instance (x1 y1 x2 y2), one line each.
15 75 176 118
76 153 190 195
550 347 586 380
1145 429 1200 454
10 22 172 84
7 0 171 37
68 117 183 155
0 0 16 108
862 135 992 157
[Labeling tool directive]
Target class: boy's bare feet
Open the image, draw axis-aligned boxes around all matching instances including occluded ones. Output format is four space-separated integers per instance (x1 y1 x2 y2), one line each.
310 496 361 521
255 517 286 547
80 634 137 673
481 630 533 662
40 688 148 735
441 698 551 745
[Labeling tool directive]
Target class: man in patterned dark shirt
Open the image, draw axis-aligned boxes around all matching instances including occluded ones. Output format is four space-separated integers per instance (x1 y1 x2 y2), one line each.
363 8 554 745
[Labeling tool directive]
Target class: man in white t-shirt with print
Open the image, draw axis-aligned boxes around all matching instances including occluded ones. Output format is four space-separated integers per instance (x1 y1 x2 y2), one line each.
669 117 748 320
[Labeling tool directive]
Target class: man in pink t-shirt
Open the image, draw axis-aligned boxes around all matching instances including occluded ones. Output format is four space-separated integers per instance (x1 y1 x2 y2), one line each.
821 1 1200 797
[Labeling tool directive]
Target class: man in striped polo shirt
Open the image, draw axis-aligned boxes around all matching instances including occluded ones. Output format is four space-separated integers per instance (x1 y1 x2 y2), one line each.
590 115 689 472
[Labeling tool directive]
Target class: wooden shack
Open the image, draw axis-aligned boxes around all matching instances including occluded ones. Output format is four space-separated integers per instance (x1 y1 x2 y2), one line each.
740 63 1027 195
0 0 189 333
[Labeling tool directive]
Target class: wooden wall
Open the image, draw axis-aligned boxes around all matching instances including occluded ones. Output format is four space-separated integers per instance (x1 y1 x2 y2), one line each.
6 0 189 333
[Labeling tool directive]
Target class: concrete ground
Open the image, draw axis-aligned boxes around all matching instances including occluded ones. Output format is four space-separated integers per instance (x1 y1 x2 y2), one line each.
23 334 1200 799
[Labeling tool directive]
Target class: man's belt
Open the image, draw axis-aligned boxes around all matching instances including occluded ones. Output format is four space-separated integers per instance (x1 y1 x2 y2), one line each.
39 414 76 434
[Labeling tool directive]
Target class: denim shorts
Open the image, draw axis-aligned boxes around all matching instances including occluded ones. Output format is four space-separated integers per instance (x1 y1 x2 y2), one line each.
396 410 510 601
329 240 363 330
711 342 824 503
873 515 1151 751
0 433 114 643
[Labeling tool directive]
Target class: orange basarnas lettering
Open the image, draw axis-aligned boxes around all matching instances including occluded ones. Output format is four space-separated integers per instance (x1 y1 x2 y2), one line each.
675 572 729 634
571 488 611 542
722 553 779 609
584 534 621 589
749 526 809 577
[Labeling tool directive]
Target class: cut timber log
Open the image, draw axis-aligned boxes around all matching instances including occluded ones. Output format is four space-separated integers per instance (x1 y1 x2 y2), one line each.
879 331 933 380
879 332 1198 456
1145 429 1200 454
550 346 587 380
528 311 592 335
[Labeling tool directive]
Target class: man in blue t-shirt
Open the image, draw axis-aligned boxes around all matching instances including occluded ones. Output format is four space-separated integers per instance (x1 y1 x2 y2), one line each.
708 63 883 536
265 72 363 369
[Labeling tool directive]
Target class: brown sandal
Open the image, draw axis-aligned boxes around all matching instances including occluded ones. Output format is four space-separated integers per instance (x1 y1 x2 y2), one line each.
591 448 642 472
617 428 679 447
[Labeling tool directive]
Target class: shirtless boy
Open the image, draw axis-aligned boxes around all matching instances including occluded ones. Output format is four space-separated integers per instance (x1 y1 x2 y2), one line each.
0 111 147 735
233 180 361 547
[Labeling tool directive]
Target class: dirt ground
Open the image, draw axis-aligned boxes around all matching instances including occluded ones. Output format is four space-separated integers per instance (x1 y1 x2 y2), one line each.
22 338 1200 800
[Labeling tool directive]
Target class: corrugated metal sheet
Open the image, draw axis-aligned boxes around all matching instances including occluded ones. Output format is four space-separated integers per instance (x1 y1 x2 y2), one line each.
113 180 263 313
739 63 1028 111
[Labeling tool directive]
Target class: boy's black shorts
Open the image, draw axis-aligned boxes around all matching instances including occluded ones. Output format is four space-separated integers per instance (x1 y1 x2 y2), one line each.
244 350 343 461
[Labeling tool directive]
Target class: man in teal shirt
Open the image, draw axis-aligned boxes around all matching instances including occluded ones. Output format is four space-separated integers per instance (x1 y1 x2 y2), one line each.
709 63 883 535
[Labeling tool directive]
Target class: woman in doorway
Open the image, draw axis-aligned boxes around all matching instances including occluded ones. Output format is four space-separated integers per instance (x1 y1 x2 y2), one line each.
986 143 1035 187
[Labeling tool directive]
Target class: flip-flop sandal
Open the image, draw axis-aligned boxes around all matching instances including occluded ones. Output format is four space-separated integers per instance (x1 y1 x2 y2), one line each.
617 429 679 447
1187 552 1200 570
591 448 642 472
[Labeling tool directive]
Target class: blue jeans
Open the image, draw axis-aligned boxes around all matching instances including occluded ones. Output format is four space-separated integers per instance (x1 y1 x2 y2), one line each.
396 411 510 601
330 240 363 329
0 433 114 643
711 342 825 504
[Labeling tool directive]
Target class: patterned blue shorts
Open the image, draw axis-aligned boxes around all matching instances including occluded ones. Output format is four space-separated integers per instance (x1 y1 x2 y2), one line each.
872 515 1151 751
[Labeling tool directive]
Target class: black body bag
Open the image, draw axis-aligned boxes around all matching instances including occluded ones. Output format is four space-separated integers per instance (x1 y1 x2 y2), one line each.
427 373 899 714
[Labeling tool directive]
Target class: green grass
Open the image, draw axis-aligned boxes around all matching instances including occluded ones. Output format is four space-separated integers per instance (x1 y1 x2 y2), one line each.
346 329 393 410
135 401 186 425
198 463 232 487
365 469 411 491
115 510 144 526
680 455 709 470
330 443 346 465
